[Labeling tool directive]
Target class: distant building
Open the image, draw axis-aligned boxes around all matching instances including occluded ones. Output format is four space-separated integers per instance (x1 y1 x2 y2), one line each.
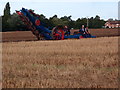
105 20 120 28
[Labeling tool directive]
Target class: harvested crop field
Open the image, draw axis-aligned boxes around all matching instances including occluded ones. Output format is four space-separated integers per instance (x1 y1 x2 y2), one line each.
2 28 119 42
2 36 118 88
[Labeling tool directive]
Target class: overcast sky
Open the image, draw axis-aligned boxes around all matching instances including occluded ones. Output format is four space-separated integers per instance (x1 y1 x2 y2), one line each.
0 0 119 20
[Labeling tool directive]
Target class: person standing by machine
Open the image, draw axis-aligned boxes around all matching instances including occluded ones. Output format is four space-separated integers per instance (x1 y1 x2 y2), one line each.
79 25 86 37
85 26 91 37
64 26 71 36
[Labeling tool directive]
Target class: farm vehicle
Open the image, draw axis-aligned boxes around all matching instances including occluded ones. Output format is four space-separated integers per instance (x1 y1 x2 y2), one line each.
16 8 96 40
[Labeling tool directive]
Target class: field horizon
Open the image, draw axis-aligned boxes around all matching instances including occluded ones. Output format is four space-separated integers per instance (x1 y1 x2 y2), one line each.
2 28 119 42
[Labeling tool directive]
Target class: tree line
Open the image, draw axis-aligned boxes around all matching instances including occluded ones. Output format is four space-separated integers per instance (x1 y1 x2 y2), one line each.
1 2 106 32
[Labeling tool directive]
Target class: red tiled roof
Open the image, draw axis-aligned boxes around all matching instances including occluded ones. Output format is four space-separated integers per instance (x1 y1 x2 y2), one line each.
107 21 120 24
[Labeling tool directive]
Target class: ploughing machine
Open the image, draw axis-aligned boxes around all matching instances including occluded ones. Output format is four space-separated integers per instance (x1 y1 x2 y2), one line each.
16 8 96 40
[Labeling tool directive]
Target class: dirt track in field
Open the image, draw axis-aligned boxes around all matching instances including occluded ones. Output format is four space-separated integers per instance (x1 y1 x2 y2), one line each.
2 31 37 42
1 28 119 42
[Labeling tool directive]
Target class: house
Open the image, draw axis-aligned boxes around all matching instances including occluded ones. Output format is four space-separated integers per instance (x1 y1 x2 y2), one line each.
105 21 120 28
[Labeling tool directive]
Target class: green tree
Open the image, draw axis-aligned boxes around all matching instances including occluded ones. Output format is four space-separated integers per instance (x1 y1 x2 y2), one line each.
95 15 100 20
60 15 72 26
4 2 11 19
2 2 11 31
89 17 94 28
75 18 87 29
7 13 26 31
88 15 105 29
93 15 104 28
49 15 62 28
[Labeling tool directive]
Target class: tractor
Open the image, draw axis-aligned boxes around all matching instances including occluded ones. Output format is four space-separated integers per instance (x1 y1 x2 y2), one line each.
16 8 96 40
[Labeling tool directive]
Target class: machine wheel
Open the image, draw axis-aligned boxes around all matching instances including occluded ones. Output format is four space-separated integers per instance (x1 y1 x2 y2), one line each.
52 26 64 40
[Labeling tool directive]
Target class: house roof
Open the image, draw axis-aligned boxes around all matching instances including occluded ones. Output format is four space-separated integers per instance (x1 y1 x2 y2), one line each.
107 21 120 24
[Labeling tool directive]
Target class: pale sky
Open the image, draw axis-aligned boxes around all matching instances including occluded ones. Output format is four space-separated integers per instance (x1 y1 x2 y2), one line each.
0 0 119 20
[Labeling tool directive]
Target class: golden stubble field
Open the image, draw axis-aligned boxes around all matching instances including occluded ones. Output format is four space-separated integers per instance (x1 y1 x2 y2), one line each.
2 37 118 88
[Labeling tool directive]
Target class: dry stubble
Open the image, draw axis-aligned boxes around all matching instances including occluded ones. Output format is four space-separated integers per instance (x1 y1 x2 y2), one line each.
2 37 118 88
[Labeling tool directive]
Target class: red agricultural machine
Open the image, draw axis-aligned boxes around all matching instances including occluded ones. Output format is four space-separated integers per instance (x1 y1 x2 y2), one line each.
16 8 96 40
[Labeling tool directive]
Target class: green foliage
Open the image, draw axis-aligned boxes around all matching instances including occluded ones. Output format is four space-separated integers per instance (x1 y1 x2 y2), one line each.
49 15 62 26
2 2 11 32
4 2 10 19
2 2 27 32
7 13 26 31
2 12 26 32
88 15 106 29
